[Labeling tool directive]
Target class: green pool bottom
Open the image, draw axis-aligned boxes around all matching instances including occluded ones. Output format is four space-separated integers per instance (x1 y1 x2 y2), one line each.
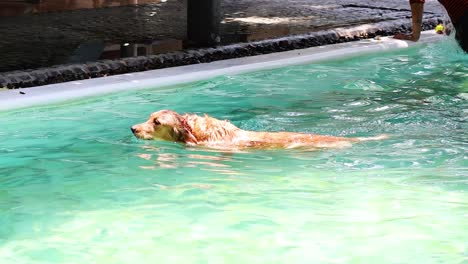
0 41 467 263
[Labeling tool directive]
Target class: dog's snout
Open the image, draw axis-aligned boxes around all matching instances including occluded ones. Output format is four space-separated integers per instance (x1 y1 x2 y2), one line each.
131 126 137 133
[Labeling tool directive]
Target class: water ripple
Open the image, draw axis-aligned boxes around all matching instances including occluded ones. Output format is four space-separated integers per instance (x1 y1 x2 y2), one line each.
0 42 467 263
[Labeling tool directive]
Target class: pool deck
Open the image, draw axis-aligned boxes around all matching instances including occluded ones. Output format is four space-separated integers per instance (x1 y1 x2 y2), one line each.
0 31 443 111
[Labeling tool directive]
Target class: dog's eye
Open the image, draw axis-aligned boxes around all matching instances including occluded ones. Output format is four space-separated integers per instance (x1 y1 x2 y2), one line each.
153 119 161 125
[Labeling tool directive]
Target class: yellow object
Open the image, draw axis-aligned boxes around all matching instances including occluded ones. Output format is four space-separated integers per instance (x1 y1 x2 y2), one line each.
435 24 444 34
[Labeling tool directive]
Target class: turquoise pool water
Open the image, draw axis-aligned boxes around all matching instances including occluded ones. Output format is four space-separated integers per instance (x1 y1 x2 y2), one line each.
1 42 467 263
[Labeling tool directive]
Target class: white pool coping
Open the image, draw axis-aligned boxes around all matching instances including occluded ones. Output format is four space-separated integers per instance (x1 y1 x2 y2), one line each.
0 31 443 111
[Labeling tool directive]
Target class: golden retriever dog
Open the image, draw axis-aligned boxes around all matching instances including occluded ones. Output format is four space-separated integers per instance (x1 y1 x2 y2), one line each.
131 110 387 150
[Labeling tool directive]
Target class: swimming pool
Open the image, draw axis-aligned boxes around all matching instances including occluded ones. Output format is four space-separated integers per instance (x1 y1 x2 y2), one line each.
1 40 467 263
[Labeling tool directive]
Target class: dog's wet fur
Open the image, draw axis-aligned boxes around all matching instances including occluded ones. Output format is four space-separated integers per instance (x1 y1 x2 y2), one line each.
131 110 387 150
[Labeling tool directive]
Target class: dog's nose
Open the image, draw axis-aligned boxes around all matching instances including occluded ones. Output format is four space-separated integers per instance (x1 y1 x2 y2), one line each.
131 127 137 133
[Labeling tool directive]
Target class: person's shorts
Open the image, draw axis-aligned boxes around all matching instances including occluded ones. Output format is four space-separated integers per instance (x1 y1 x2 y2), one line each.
455 12 468 52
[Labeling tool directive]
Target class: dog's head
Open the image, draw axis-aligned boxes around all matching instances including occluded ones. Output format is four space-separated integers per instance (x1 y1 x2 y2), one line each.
131 110 197 144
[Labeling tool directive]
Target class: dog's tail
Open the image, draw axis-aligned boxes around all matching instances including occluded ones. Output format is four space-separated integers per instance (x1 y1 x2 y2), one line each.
352 134 389 142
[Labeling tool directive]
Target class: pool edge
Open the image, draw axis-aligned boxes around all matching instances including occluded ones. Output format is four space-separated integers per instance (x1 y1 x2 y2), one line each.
0 31 444 111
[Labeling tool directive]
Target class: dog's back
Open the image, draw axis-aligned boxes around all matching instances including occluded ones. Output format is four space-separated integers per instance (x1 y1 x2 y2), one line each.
183 114 241 143
185 113 388 149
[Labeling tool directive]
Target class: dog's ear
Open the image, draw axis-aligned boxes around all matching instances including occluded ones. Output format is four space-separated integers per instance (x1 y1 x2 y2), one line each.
173 126 198 145
172 115 198 145
183 128 198 145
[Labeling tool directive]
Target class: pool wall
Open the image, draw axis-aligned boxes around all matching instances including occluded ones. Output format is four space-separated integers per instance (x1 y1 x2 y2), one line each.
0 31 443 111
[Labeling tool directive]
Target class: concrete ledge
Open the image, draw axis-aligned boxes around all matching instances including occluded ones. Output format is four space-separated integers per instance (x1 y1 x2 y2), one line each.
0 31 443 111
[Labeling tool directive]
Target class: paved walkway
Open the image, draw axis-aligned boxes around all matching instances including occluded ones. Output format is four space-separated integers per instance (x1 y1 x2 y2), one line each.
220 0 446 42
